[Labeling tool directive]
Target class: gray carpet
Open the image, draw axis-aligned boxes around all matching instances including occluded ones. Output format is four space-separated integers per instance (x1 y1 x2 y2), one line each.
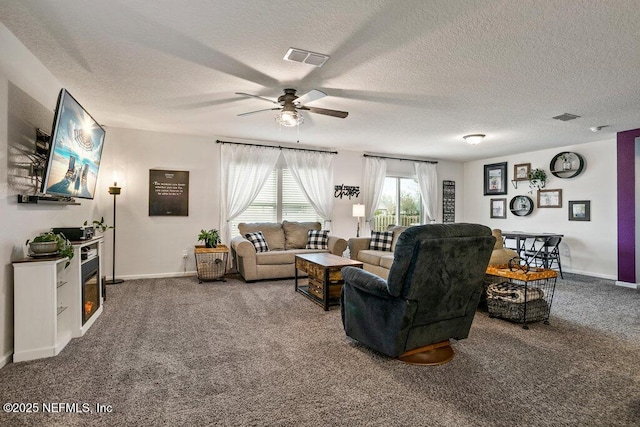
0 273 638 426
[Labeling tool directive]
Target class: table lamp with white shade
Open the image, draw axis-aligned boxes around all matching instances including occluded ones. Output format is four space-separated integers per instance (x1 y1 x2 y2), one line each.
352 203 365 237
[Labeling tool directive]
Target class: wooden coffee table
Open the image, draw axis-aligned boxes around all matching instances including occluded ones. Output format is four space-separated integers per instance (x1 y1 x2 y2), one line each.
295 253 363 310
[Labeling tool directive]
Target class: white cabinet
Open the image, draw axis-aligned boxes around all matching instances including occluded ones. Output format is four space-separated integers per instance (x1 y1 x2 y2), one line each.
12 237 103 362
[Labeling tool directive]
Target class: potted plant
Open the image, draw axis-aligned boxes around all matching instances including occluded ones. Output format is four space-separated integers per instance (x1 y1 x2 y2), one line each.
528 168 547 193
198 229 221 248
559 153 573 170
26 231 74 267
84 217 113 233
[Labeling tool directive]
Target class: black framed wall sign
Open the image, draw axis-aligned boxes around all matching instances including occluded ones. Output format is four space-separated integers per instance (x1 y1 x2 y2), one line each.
442 180 455 223
149 169 189 216
484 162 508 195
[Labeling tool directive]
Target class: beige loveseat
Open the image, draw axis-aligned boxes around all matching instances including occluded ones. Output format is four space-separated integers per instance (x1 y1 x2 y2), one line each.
230 221 347 282
348 225 408 280
349 226 516 280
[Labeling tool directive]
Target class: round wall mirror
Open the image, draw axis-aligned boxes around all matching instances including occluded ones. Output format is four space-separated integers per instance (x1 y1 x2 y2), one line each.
509 195 534 216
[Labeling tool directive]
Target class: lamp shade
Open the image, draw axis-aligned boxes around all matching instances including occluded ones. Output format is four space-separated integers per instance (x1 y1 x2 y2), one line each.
352 203 365 218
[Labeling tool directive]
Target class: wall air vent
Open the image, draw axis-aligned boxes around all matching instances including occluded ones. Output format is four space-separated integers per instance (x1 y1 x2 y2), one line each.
283 48 330 67
552 113 581 121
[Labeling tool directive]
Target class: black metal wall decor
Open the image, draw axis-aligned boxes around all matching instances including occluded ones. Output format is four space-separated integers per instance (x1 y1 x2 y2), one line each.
443 180 455 223
334 184 360 199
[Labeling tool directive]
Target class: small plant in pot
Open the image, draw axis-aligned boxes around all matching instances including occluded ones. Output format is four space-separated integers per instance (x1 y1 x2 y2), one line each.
198 229 221 248
84 217 113 233
528 168 547 193
559 153 573 170
26 231 74 267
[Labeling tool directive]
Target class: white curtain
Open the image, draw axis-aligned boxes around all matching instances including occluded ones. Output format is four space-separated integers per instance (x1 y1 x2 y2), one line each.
414 161 438 222
362 156 387 234
220 144 280 245
282 150 335 229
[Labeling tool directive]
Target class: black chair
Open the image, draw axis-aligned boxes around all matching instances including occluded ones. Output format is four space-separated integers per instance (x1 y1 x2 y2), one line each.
524 236 563 278
340 223 495 365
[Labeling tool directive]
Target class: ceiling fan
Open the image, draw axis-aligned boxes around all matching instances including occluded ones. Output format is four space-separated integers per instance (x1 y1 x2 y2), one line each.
235 88 348 127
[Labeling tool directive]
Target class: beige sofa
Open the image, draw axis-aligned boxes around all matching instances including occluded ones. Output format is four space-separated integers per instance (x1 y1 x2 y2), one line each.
349 226 516 280
348 225 408 280
230 221 347 282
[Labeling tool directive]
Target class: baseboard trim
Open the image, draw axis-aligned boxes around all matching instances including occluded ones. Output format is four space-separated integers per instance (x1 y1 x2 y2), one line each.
615 280 638 290
0 349 13 369
113 271 198 280
562 269 617 280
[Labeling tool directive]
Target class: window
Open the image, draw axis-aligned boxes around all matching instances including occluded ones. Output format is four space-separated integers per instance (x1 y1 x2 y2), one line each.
374 176 422 231
231 167 322 237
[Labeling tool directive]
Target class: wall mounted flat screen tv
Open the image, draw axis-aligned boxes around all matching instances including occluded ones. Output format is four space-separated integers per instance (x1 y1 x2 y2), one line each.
41 89 106 199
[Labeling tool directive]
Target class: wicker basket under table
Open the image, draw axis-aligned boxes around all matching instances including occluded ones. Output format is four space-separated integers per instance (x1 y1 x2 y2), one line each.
484 265 558 329
194 245 228 283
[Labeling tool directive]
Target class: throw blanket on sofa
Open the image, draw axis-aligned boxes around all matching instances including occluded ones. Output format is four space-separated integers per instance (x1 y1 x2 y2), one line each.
487 281 544 304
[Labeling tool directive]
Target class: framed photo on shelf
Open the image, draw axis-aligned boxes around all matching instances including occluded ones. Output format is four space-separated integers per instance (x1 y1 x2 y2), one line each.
513 163 531 181
490 198 507 219
537 188 562 208
484 162 507 195
569 200 590 221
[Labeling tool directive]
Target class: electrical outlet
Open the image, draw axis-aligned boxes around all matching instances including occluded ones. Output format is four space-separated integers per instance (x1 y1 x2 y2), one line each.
182 250 189 259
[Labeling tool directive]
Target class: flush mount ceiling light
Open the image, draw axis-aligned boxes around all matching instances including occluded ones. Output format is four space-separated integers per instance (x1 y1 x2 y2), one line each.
463 134 485 145
552 113 581 121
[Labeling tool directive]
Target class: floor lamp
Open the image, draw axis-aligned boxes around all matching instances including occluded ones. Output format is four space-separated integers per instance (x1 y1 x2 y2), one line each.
105 182 124 285
352 204 365 237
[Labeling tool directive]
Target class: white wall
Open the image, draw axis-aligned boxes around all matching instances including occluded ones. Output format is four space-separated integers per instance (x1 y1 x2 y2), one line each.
100 136 466 277
0 24 105 367
97 127 221 279
463 139 618 279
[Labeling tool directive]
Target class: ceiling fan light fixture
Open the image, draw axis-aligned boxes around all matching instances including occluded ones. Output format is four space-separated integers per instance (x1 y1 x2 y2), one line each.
276 110 303 127
463 134 485 145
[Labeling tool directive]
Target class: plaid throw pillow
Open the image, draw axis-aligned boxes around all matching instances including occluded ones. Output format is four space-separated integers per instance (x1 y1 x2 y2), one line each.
245 231 269 252
369 230 393 251
306 229 329 249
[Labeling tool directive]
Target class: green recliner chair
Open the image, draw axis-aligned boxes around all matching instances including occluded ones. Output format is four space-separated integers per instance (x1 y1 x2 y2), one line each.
340 223 495 365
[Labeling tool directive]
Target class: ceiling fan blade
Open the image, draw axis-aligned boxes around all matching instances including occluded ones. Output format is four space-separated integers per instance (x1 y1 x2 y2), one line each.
301 106 349 118
235 92 279 105
295 89 326 106
237 108 280 117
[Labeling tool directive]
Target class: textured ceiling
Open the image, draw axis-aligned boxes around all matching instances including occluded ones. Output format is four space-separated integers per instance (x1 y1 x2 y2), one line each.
2 0 640 161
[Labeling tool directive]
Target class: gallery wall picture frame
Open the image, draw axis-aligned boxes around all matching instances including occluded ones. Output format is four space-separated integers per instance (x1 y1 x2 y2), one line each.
537 188 562 208
513 163 531 181
484 162 508 195
569 200 590 221
490 198 507 219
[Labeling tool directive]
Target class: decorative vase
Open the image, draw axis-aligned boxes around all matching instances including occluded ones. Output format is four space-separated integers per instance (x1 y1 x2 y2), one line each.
562 161 572 170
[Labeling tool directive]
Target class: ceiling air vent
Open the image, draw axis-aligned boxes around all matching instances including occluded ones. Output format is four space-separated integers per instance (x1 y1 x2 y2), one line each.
283 48 330 67
552 113 581 121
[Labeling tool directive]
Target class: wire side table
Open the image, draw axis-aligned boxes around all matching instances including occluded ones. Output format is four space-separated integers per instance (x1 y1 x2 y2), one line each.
194 245 228 283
